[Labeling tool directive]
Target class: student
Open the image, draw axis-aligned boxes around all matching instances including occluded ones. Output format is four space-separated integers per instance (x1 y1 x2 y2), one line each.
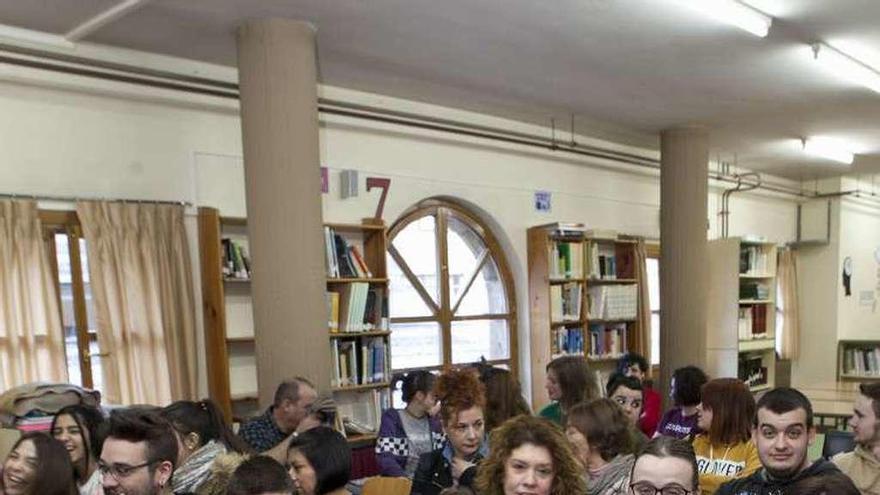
239 378 318 452
475 363 531 432
474 415 585 495
691 378 760 495
717 387 857 494
606 374 649 453
784 470 861 495
226 456 295 495
1 432 77 495
160 399 251 494
656 366 709 440
619 352 662 437
833 382 880 494
411 369 489 495
629 436 700 495
286 427 351 495
51 404 106 495
565 398 633 495
539 355 599 426
376 370 443 478
100 409 178 495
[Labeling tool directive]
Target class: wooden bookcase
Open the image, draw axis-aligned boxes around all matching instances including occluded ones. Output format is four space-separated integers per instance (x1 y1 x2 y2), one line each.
838 340 880 381
527 224 641 408
707 238 777 393
198 208 392 442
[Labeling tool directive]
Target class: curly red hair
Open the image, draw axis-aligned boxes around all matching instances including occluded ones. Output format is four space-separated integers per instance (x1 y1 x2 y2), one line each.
435 368 486 426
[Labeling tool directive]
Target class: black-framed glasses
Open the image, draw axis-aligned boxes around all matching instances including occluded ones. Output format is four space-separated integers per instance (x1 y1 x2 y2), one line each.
630 481 693 495
98 460 156 481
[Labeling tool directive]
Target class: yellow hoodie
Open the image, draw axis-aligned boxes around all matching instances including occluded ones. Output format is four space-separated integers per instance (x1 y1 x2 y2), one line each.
691 434 761 495
833 445 880 495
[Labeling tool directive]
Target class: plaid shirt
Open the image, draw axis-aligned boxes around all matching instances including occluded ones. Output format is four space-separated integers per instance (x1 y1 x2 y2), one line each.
239 406 287 452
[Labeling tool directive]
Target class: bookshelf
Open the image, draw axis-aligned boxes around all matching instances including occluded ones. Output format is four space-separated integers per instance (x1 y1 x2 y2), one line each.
838 341 880 381
198 208 393 441
527 224 641 408
707 238 777 393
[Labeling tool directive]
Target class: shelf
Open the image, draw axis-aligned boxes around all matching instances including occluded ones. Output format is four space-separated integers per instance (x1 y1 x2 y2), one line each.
587 355 624 362
224 277 252 284
332 382 391 393
346 433 378 447
549 278 585 284
326 277 389 283
739 299 774 305
738 338 776 352
586 278 637 285
325 222 385 233
227 336 255 343
749 384 771 393
329 330 391 339
739 274 775 279
551 320 584 327
230 393 258 402
840 374 880 381
588 318 636 324
220 216 247 227
551 352 585 360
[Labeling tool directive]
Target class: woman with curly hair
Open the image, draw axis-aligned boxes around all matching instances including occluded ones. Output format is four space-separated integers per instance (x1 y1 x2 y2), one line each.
475 415 585 495
565 398 634 495
539 355 598 426
411 368 488 495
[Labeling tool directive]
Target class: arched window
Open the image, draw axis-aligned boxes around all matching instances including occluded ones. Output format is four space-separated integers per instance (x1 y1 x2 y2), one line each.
386 199 517 374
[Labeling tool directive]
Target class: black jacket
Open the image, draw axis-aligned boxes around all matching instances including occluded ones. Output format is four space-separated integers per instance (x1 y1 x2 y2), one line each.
716 459 856 495
410 449 481 495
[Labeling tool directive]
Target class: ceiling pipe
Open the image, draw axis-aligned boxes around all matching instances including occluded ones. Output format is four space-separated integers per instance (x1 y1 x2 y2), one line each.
65 0 152 42
719 172 761 238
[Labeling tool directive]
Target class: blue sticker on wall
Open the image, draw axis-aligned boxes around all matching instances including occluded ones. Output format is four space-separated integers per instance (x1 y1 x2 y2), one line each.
534 190 552 213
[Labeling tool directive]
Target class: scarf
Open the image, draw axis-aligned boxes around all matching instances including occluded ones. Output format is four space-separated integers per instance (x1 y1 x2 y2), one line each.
171 440 227 494
586 454 634 495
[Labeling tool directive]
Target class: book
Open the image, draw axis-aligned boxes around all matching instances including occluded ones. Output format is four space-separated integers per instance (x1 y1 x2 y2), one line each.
327 292 340 332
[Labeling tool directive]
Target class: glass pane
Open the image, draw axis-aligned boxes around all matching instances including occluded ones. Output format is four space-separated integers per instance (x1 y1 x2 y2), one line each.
391 216 440 304
647 258 660 311
387 256 433 318
455 258 508 316
651 313 660 366
390 322 442 370
447 216 487 304
451 319 510 364
79 238 103 393
54 234 82 387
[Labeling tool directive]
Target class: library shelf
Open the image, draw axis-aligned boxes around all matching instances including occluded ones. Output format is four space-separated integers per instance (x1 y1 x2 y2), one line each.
586 278 638 285
331 382 391 393
738 338 776 352
329 330 392 339
749 384 772 393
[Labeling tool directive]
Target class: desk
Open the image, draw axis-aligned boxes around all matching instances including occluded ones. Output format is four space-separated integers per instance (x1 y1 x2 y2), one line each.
801 386 856 432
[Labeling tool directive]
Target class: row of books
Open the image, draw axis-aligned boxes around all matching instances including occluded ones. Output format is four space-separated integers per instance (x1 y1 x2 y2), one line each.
842 347 880 376
550 283 582 321
324 227 373 279
330 337 389 388
587 285 638 320
327 284 389 333
551 326 585 356
222 238 251 280
740 245 772 275
588 242 619 280
337 389 392 436
737 304 769 340
548 241 584 279
740 282 771 301
739 354 768 388
589 323 628 358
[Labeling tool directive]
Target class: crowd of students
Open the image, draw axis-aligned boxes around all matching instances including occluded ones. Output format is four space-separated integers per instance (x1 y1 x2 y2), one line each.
2 354 880 494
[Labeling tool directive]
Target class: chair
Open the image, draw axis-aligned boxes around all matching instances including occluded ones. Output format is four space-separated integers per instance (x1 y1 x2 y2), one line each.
822 429 855 459
362 476 413 495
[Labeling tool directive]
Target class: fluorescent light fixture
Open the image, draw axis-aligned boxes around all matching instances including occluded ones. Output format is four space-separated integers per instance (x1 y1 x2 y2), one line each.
0 23 75 50
811 43 880 93
673 0 773 37
802 137 855 165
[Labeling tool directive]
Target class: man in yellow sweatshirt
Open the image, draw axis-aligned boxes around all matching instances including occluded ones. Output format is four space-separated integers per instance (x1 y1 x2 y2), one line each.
834 382 880 494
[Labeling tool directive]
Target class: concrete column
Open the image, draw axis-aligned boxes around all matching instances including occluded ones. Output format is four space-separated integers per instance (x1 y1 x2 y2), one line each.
659 127 709 406
237 19 329 404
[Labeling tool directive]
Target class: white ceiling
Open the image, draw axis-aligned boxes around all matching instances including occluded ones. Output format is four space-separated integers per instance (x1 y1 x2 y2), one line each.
1 0 879 180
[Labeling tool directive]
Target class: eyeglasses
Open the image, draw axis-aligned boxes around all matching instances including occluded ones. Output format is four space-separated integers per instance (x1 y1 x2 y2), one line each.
630 481 693 495
98 460 156 481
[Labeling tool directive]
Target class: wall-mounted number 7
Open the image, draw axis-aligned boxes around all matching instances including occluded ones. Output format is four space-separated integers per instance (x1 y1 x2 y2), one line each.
366 177 391 221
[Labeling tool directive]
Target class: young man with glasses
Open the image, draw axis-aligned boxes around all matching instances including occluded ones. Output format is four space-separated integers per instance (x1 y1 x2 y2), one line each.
100 408 178 495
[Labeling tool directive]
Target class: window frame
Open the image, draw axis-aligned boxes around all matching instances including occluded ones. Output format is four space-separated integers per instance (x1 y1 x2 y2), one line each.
646 242 661 368
387 198 518 375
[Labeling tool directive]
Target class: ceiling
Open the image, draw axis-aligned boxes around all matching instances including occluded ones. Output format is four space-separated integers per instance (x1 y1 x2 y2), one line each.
0 0 879 181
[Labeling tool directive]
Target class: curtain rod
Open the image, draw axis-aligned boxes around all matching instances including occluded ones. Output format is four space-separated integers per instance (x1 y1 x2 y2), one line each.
0 192 192 207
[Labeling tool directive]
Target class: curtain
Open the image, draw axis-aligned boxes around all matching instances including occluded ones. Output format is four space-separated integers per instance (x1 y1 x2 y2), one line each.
76 201 197 405
634 239 652 362
0 200 67 387
777 248 800 360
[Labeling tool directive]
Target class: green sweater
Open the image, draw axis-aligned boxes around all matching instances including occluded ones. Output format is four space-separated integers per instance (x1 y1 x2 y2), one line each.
538 402 563 425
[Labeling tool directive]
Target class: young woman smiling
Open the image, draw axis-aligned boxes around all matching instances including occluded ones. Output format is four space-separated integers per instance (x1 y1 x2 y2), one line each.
1 432 76 495
51 405 106 495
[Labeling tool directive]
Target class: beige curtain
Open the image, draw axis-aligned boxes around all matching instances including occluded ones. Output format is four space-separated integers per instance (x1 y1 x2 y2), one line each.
76 201 197 405
634 240 652 361
777 248 800 360
0 200 67 387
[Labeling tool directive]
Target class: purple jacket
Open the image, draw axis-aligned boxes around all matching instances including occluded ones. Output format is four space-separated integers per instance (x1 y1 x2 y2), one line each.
375 408 445 477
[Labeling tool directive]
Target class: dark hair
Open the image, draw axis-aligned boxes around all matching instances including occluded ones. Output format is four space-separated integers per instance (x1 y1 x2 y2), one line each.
567 398 631 461
784 470 860 494
288 427 351 494
755 387 813 429
546 356 598 414
633 436 699 492
227 456 295 495
476 364 530 431
4 432 77 495
475 416 585 495
619 353 649 376
106 408 178 469
399 370 437 403
672 366 708 407
274 377 315 407
606 373 643 397
701 378 755 445
860 383 880 419
51 404 106 482
161 399 251 454
435 368 486 426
